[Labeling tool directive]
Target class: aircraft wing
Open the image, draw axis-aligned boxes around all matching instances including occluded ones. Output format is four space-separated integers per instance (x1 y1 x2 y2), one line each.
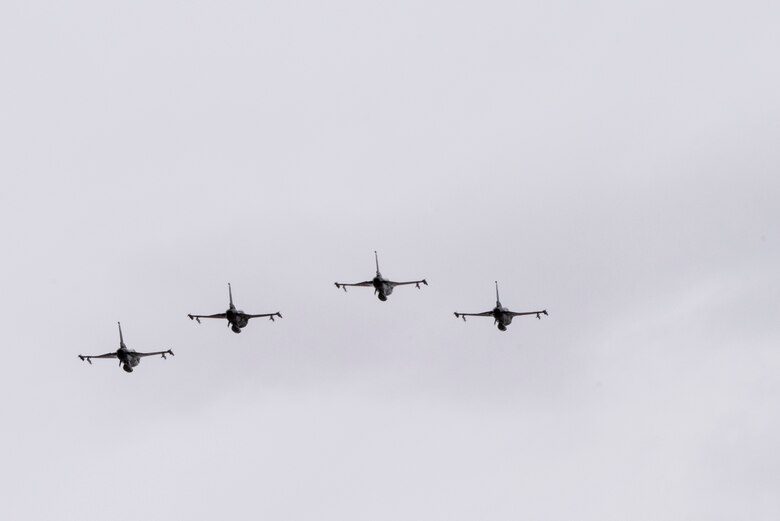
135 349 174 359
508 310 548 319
78 352 118 364
387 279 428 289
453 311 493 321
334 281 373 291
188 313 227 323
241 312 283 321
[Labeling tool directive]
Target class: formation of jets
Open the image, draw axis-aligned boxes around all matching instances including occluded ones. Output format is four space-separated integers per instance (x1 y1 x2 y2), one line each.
78 252 548 373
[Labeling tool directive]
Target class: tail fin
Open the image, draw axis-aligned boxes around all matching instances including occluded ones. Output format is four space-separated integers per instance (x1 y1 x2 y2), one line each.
495 281 501 307
374 251 381 276
228 283 234 308
118 322 125 348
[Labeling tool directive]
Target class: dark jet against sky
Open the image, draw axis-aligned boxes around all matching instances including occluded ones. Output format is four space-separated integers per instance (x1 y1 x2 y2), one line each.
78 322 173 373
188 283 282 333
335 251 428 301
454 281 548 331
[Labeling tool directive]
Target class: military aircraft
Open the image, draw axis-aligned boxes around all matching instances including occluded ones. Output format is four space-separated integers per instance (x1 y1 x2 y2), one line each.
188 283 282 333
78 322 173 373
454 281 548 331
335 251 428 301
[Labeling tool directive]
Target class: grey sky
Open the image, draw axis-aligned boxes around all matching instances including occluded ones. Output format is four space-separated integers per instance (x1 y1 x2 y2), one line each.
1 0 779 519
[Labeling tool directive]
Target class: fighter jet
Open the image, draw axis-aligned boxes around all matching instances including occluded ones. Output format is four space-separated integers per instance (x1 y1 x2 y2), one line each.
78 322 173 373
454 281 548 331
335 251 428 301
188 283 282 333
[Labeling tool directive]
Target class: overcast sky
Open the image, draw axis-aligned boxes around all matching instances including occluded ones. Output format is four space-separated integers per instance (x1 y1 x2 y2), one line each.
1 0 779 519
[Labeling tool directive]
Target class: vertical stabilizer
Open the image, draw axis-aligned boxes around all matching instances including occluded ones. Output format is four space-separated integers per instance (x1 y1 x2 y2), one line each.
495 281 501 307
228 283 234 308
118 322 125 348
374 251 381 276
